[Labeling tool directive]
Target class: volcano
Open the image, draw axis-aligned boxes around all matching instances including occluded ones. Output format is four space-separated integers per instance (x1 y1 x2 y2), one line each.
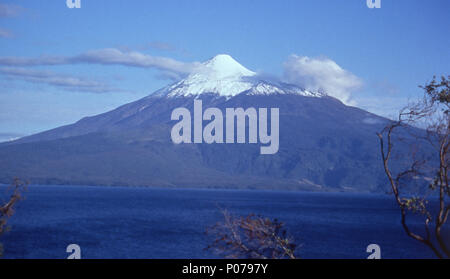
0 54 393 192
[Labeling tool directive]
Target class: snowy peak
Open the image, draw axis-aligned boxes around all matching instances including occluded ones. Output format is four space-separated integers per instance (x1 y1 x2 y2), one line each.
158 54 323 98
162 54 255 97
201 54 256 79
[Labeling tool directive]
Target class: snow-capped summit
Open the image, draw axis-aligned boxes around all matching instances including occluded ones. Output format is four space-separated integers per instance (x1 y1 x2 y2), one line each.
158 54 323 98
160 54 255 97
201 54 256 79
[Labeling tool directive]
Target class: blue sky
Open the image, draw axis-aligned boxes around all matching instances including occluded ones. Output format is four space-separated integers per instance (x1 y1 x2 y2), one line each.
0 0 449 141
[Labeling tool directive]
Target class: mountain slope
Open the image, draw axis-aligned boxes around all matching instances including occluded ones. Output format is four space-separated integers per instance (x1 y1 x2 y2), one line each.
0 55 398 192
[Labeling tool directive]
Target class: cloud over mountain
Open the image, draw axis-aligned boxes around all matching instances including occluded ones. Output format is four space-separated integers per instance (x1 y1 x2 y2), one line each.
283 55 363 105
0 48 201 80
0 50 365 102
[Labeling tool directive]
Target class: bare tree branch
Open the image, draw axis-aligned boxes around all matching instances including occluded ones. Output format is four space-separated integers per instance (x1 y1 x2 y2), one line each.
206 210 298 259
0 178 27 257
377 75 450 258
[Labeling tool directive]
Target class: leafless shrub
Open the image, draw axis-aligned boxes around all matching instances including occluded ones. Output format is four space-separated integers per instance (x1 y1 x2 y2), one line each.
0 178 27 257
206 209 298 259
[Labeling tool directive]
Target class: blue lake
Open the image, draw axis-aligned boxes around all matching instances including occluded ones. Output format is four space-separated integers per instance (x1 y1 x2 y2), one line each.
0 185 441 259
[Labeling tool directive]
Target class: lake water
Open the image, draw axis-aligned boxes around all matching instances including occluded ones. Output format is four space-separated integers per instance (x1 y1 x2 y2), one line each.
0 185 441 259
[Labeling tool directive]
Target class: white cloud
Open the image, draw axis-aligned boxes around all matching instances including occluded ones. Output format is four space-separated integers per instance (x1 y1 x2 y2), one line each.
72 48 200 77
283 55 363 105
0 48 200 81
0 67 120 93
